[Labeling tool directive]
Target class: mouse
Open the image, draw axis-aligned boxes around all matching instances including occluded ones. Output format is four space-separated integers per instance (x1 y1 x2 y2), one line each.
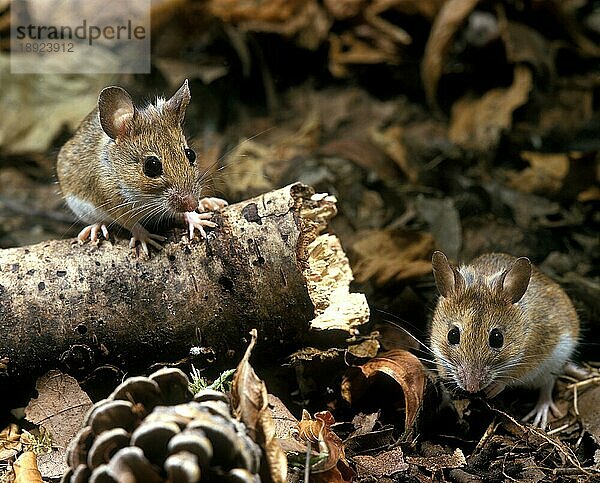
429 251 580 428
57 80 227 255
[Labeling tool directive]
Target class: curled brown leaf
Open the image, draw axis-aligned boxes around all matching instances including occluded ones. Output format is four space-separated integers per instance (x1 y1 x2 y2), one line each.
341 349 426 436
14 451 43 483
448 65 533 153
422 0 480 107
232 329 287 483
351 229 434 285
295 410 355 480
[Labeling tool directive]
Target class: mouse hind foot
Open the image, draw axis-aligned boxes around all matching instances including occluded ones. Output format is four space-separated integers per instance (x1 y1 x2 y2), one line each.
129 223 166 256
522 378 562 429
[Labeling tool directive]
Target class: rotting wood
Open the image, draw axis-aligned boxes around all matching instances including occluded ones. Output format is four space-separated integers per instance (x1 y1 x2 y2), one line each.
0 183 366 405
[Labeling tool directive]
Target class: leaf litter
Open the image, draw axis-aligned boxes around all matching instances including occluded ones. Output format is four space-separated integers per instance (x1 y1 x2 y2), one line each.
1 0 599 481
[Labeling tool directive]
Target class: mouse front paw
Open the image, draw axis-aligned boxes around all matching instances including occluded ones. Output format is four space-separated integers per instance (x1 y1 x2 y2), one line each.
198 197 228 212
77 223 109 244
184 211 217 239
129 223 166 256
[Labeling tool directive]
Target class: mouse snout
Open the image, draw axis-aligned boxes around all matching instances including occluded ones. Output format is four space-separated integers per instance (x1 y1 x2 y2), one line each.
458 367 485 393
169 192 198 212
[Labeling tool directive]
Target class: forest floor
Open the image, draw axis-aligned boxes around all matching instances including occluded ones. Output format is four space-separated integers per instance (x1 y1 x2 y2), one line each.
0 1 599 481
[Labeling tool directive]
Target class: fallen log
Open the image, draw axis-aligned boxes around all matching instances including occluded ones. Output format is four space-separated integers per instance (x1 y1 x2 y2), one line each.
0 183 368 405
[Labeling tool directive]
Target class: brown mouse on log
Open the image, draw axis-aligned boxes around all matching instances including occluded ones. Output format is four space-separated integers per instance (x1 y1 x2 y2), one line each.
57 80 227 255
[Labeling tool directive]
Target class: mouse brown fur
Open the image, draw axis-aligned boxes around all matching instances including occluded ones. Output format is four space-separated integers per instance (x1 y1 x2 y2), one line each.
57 80 227 255
430 251 579 428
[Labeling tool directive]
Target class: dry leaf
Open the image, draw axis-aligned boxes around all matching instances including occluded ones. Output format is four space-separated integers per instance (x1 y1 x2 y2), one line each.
422 0 480 107
324 0 367 19
415 195 462 259
578 384 600 446
267 394 306 455
538 86 594 139
406 447 466 472
232 329 287 483
448 65 533 153
350 412 380 438
507 152 570 194
369 124 417 182
329 30 399 77
218 139 276 199
0 424 21 461
578 185 600 202
209 0 331 50
341 349 426 435
36 451 68 480
25 370 93 448
24 370 93 477
13 451 43 483
324 0 443 24
501 21 554 77
296 410 355 481
347 337 380 359
0 61 113 154
364 6 411 46
354 446 409 478
155 57 229 86
320 138 400 180
548 0 600 57
208 0 305 23
351 229 434 284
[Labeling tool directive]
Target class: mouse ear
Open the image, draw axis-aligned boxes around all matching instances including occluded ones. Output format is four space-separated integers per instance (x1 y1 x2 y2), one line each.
495 257 531 303
432 251 465 297
98 86 136 141
164 79 190 124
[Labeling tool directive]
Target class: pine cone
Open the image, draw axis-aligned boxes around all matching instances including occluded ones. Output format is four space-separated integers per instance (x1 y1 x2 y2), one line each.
61 368 262 482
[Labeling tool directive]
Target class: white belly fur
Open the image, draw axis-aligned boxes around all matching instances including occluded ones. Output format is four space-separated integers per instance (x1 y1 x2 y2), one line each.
516 334 576 389
66 195 111 225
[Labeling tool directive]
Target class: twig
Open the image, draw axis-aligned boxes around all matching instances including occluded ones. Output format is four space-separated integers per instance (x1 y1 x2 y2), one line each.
485 403 595 476
304 441 311 483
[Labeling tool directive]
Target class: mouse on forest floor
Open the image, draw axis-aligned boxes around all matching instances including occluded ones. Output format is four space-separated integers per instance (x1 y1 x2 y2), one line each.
429 251 580 429
57 80 227 255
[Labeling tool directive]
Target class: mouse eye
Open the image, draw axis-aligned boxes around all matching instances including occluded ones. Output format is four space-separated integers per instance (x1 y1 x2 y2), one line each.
184 148 196 165
143 156 163 178
489 329 504 348
447 326 460 345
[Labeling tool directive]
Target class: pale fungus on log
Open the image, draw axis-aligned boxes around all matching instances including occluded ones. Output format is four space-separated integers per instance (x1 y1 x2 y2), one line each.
0 183 369 404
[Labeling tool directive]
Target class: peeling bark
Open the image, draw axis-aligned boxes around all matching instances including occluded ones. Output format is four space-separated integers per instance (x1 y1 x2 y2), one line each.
0 183 342 402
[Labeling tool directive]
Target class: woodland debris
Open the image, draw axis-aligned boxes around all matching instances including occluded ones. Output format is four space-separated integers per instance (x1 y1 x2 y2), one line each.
24 370 92 478
13 451 43 483
305 233 370 334
294 410 355 482
353 446 409 479
341 349 427 438
448 65 533 154
61 367 263 482
231 329 287 483
351 229 434 285
422 0 480 107
0 183 367 409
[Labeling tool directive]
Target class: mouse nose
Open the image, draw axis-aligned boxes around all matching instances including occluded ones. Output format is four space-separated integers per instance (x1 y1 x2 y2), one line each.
461 369 483 393
182 194 198 212
170 193 198 212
